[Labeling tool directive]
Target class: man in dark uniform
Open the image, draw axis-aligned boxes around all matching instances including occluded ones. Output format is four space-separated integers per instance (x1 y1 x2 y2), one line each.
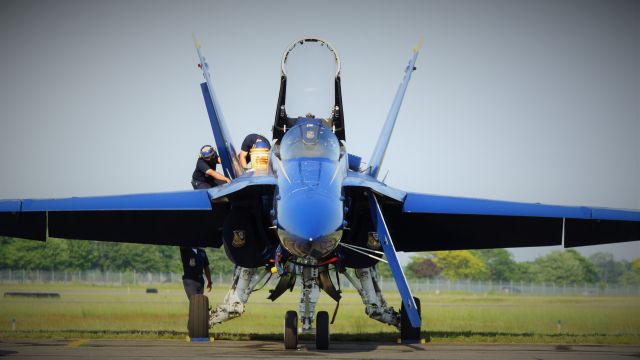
191 145 230 189
239 134 271 169
183 145 225 302
180 247 212 300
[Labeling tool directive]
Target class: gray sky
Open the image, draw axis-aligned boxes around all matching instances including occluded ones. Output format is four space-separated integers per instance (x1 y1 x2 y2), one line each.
0 0 638 263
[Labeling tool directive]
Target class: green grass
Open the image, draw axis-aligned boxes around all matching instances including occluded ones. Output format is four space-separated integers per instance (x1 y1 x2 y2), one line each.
1 283 639 344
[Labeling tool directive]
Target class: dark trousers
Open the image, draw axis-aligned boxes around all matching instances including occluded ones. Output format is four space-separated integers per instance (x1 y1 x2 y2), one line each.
191 180 225 190
183 278 204 301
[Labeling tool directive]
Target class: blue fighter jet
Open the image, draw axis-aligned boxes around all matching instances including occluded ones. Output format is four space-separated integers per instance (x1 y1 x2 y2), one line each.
1 37 639 349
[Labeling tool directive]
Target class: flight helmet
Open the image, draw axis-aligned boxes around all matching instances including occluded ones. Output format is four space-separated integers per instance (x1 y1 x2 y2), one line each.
199 145 217 160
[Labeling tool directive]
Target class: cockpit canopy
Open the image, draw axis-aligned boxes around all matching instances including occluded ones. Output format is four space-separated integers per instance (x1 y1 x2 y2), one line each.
273 38 345 141
280 122 340 161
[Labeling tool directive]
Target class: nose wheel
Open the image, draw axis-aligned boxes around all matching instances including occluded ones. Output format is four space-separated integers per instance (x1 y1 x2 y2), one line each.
283 310 331 350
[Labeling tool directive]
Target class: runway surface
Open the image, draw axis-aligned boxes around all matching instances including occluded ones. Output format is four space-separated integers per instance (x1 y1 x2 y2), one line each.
0 339 638 360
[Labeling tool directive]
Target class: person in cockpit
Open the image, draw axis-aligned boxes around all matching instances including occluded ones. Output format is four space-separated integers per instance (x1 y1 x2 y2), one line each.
239 134 271 169
191 145 230 189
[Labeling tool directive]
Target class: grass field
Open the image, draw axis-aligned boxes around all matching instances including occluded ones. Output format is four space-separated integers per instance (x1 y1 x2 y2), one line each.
1 283 639 344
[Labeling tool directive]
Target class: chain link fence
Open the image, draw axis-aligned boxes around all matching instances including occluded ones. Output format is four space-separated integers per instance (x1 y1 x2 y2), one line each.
1 269 638 296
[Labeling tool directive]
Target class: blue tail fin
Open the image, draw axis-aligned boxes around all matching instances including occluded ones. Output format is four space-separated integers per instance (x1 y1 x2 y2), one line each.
194 35 243 179
368 39 423 178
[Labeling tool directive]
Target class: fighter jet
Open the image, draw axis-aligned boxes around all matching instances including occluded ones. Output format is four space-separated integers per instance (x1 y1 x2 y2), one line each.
1 37 638 350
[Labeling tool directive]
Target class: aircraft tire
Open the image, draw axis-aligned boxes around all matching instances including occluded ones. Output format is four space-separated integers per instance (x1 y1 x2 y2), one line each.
284 310 298 349
315 311 330 350
188 294 209 339
400 296 421 342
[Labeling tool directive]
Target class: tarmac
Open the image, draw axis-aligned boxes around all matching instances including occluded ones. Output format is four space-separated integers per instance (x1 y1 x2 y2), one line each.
1 339 639 360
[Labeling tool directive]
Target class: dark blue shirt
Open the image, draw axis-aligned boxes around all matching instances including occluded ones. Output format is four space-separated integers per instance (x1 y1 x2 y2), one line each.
191 158 218 187
241 134 271 164
180 247 210 284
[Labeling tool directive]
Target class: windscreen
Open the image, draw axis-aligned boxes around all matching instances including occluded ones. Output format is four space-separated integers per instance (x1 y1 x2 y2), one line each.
280 123 340 161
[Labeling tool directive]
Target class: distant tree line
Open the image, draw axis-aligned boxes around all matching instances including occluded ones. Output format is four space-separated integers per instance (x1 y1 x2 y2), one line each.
396 249 640 286
1 236 639 286
0 237 235 275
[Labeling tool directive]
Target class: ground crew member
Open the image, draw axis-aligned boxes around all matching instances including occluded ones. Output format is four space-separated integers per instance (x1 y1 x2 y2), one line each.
180 247 212 300
191 145 230 189
239 134 271 169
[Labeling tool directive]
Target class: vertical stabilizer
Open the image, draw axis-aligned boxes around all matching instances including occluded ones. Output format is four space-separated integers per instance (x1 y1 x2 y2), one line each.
368 39 423 178
194 34 243 179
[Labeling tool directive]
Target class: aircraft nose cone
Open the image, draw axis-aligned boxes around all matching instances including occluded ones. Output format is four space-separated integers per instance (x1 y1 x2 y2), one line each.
277 190 343 258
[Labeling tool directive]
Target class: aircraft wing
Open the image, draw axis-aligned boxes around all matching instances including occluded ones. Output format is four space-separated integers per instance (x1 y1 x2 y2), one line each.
0 174 277 247
381 191 640 252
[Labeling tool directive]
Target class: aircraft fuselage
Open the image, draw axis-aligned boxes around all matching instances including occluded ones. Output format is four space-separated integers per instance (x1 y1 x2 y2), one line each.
274 118 347 259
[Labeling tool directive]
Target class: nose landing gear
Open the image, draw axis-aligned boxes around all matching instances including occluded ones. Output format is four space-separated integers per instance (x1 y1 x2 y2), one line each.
283 310 331 350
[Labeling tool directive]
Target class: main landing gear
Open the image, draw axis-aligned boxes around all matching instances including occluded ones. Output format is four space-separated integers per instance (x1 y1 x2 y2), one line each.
283 310 330 350
188 294 210 339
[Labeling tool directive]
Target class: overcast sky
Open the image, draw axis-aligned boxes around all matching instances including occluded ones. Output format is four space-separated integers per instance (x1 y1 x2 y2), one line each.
0 0 638 263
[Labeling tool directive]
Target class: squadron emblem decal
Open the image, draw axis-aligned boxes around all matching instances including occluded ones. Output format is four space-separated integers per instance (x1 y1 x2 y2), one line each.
232 230 246 248
367 232 381 250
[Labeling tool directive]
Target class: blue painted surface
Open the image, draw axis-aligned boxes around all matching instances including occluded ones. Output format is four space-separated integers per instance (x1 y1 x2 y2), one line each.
19 190 212 212
188 337 210 342
368 194 421 328
347 153 362 171
403 193 593 219
194 41 244 179
343 171 406 202
0 200 21 212
368 49 420 178
591 208 640 222
201 83 241 179
207 174 277 201
275 121 345 258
